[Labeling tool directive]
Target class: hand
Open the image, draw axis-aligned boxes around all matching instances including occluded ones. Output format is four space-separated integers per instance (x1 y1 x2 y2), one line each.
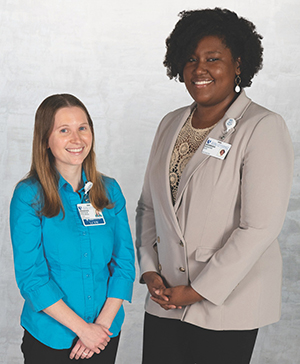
151 285 203 308
72 322 112 358
69 339 94 360
142 272 180 310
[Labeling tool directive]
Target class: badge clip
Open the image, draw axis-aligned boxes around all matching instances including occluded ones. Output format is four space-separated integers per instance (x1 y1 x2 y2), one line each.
220 118 236 140
83 181 93 202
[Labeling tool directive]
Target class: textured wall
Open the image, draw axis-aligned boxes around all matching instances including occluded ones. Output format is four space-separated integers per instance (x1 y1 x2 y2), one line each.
0 0 299 363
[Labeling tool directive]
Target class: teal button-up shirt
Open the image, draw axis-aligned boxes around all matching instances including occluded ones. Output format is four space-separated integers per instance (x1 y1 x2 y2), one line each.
10 171 135 349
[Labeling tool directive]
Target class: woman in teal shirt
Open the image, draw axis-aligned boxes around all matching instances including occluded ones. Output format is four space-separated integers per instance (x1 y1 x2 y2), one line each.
10 94 135 363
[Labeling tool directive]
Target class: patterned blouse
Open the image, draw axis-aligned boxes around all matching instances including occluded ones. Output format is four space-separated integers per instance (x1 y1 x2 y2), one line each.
169 108 215 204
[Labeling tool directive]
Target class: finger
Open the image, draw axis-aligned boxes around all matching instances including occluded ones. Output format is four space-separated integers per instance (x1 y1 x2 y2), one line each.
153 290 169 300
86 351 94 359
102 327 113 337
75 347 86 360
69 341 82 359
99 344 106 351
80 350 90 360
161 304 177 310
151 296 170 305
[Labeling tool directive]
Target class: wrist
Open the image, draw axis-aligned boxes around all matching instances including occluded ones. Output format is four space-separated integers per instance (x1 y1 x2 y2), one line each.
188 285 203 303
73 319 90 338
95 318 111 329
142 271 159 283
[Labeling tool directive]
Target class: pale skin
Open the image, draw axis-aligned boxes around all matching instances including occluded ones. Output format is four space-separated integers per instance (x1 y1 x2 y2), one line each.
45 106 123 359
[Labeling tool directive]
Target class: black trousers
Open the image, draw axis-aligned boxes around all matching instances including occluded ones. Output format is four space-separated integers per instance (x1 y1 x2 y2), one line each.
21 330 120 364
142 312 258 364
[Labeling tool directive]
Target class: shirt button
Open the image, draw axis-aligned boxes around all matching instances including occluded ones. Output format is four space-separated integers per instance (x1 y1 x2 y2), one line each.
179 267 186 273
158 264 162 271
84 253 88 258
88 296 91 300
157 236 160 243
179 241 184 247
82 231 87 236
86 274 90 278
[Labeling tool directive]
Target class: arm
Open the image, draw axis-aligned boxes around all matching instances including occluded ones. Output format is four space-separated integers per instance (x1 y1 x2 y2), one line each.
44 299 111 356
10 182 64 312
106 179 135 301
69 298 122 360
191 114 294 305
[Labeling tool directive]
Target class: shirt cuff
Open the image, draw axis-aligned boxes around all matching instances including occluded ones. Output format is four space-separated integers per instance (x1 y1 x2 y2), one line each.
107 277 134 303
23 279 65 312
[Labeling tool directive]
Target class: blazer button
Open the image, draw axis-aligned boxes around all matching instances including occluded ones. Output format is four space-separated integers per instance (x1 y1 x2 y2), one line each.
179 241 184 247
157 236 160 243
179 267 186 273
158 264 162 271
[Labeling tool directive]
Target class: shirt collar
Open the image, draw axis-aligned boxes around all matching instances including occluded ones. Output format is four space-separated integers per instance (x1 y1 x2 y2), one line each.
58 169 88 192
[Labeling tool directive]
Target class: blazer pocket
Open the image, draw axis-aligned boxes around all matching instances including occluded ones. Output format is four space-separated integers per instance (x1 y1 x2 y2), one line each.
195 247 217 263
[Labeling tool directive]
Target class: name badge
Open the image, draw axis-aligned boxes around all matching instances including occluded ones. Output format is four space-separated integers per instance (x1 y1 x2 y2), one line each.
77 203 106 226
202 138 231 160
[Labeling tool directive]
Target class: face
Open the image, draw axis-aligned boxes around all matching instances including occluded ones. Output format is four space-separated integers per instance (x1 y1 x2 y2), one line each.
183 35 241 109
48 106 93 174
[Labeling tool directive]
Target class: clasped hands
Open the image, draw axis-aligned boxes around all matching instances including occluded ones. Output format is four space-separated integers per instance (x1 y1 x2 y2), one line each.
69 322 112 360
142 271 203 310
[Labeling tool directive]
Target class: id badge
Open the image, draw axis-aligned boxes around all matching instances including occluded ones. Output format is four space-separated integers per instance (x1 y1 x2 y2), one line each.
202 138 231 160
77 203 106 226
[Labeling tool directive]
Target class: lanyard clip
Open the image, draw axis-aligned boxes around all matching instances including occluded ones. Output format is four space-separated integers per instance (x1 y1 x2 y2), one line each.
83 181 93 202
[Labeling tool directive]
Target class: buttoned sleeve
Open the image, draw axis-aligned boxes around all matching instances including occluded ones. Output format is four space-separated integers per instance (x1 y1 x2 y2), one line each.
191 113 294 305
106 179 135 302
10 180 64 312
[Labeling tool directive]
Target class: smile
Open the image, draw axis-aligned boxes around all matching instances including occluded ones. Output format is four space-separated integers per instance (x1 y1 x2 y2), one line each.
66 147 84 153
193 80 213 86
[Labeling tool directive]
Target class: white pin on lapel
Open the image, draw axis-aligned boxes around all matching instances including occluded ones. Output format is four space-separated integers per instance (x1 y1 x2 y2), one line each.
225 118 236 132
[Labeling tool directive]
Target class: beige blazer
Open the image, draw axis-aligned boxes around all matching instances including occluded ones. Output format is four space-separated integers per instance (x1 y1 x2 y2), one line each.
136 90 294 330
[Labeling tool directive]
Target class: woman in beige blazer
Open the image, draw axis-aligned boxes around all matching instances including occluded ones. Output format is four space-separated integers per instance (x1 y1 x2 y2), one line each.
136 8 294 364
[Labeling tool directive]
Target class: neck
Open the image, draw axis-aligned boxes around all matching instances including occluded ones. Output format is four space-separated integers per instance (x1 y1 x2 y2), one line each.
56 164 83 192
193 93 238 129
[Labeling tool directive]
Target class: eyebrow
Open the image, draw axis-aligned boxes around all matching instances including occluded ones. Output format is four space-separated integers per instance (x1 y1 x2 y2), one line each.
205 51 222 54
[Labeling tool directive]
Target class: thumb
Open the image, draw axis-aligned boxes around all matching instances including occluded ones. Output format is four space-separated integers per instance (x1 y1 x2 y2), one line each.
103 327 113 336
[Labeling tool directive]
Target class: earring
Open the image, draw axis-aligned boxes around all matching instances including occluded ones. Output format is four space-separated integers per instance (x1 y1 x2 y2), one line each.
235 75 241 93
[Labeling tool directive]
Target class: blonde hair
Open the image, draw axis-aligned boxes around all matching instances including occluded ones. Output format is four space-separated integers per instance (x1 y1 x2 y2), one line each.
27 94 111 218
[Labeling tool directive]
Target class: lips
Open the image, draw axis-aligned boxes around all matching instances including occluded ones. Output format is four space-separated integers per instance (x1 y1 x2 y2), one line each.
193 80 213 86
66 147 84 153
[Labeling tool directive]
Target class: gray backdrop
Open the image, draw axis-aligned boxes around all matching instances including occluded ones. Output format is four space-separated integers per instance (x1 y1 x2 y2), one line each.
0 0 299 363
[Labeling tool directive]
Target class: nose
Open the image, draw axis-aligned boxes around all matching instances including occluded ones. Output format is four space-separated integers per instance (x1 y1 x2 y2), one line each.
193 60 207 74
70 130 81 143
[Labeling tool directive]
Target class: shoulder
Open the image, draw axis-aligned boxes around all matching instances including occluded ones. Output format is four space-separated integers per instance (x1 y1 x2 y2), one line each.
101 174 125 206
13 177 41 201
10 177 42 213
239 99 289 138
152 103 195 144
160 103 194 128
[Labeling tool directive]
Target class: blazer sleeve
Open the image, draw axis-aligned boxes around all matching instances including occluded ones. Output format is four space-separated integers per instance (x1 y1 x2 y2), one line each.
135 123 164 280
191 113 294 306
10 182 64 312
107 179 135 302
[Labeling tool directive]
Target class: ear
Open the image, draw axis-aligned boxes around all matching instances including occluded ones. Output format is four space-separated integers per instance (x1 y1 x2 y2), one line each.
235 57 241 75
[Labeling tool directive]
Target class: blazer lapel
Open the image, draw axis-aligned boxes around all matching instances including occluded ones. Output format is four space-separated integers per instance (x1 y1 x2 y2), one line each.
174 91 252 213
153 104 194 238
173 116 226 212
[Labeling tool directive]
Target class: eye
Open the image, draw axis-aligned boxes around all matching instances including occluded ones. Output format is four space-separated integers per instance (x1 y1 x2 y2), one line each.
60 128 68 133
207 58 219 62
79 125 90 131
188 57 197 62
